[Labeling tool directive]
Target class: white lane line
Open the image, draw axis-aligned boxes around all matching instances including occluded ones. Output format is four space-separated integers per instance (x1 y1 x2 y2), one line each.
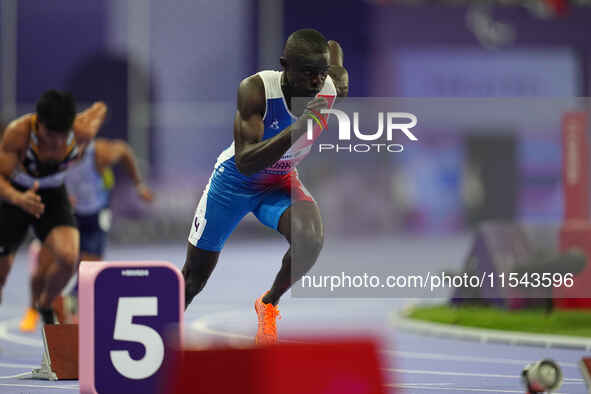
389 350 579 368
393 383 452 386
0 383 78 390
393 310 591 351
385 368 583 382
0 318 42 347
386 384 567 393
0 362 38 369
191 319 252 341
0 372 32 379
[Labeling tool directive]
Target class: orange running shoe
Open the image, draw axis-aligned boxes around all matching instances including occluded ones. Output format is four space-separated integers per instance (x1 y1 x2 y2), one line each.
19 308 39 332
254 292 281 345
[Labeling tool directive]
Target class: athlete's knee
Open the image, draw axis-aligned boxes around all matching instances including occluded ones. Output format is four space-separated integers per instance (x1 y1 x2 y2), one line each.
306 232 324 256
292 224 324 256
54 248 78 273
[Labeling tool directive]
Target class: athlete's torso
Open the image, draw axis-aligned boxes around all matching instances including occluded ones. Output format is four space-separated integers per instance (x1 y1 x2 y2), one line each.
12 114 81 189
215 70 336 187
64 141 110 214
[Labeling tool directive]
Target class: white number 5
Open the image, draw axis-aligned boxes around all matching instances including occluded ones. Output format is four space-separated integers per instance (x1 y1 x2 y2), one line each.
109 297 164 379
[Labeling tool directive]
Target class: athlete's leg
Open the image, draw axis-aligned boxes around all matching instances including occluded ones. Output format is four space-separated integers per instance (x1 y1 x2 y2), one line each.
28 240 41 309
30 243 53 307
37 226 79 310
0 197 34 303
183 173 251 310
251 178 323 344
0 254 15 304
65 250 101 293
64 214 108 298
252 175 324 306
63 210 108 299
57 211 108 324
182 244 220 309
265 200 323 305
20 242 50 331
30 185 78 323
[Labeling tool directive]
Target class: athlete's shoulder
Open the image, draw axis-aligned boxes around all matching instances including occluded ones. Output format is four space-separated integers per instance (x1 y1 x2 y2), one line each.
239 73 265 93
256 70 281 83
237 73 266 114
1 113 32 152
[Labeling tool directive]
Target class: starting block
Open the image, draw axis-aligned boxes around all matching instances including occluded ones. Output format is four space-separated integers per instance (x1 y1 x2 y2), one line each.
78 261 184 394
162 337 388 394
31 324 78 380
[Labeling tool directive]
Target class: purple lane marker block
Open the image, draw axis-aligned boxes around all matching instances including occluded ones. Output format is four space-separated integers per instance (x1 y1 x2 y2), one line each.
79 261 184 394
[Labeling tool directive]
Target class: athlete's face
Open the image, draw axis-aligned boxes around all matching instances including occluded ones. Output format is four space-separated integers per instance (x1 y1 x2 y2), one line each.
37 122 70 151
282 51 329 97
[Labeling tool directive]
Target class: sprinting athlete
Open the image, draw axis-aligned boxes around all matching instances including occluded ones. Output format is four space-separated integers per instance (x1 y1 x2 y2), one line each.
65 137 154 261
182 29 348 344
19 137 153 331
0 90 107 324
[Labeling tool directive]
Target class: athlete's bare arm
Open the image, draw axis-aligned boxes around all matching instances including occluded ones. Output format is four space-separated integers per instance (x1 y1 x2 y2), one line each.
0 116 44 217
327 40 349 98
94 138 153 202
234 75 327 176
73 101 108 145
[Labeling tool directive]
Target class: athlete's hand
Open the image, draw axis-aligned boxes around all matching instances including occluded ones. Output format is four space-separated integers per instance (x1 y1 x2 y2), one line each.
304 96 329 114
328 65 349 98
136 182 154 203
16 182 44 218
295 97 329 132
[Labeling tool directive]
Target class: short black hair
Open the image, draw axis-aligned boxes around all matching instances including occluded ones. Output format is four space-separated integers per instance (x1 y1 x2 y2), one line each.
283 29 328 59
36 90 76 133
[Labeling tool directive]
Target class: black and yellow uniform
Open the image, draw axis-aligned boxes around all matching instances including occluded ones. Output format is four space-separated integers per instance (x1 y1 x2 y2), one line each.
0 115 79 256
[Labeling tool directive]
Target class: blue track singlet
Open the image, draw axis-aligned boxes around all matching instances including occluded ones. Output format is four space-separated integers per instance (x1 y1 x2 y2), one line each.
188 71 336 251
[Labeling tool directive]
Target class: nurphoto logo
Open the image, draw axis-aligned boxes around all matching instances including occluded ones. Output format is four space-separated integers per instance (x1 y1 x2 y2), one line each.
307 109 419 153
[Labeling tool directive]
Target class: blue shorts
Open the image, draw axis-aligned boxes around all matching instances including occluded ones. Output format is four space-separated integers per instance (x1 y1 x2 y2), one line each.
75 208 111 257
187 168 314 252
